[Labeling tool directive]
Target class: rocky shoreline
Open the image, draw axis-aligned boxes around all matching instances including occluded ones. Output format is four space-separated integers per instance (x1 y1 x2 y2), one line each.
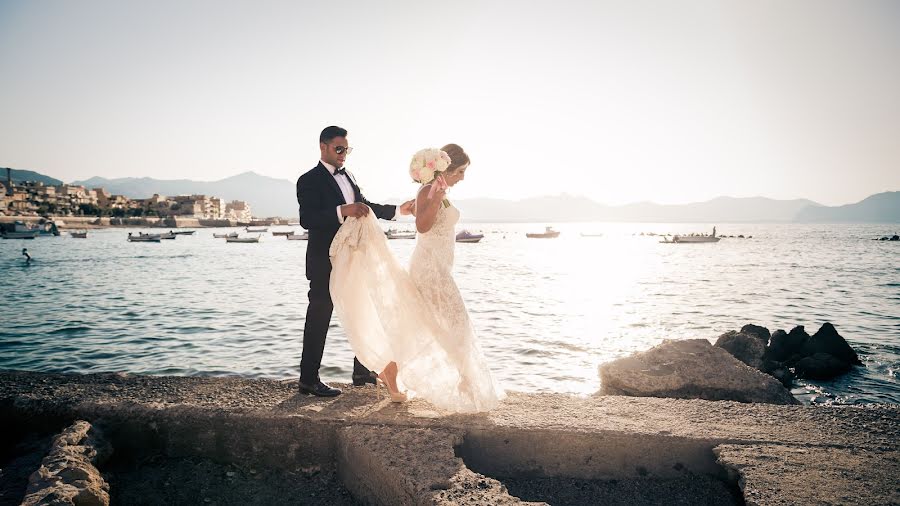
1 370 897 505
0 215 288 229
599 323 865 406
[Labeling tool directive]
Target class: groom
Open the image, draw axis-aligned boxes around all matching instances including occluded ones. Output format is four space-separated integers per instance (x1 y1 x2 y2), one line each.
296 125 414 396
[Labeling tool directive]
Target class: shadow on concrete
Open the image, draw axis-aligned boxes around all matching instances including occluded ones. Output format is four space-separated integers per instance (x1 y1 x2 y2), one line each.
455 428 746 506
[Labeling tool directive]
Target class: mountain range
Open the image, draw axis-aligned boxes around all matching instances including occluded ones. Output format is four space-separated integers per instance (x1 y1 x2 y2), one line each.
73 172 295 218
3 168 63 187
4 168 896 222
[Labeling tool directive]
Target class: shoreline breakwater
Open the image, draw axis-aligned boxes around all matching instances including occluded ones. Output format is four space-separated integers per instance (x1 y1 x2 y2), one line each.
2 371 897 505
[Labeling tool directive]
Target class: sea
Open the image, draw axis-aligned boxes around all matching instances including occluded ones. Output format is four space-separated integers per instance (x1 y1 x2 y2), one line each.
1 222 898 405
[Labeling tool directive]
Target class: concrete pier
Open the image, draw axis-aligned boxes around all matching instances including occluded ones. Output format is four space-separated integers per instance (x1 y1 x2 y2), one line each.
1 371 897 505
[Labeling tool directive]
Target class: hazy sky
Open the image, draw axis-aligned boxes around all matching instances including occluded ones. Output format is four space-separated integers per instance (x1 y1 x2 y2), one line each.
1 1 898 206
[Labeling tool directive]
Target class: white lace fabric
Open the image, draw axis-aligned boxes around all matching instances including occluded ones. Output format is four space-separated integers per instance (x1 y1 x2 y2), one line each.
329 204 504 413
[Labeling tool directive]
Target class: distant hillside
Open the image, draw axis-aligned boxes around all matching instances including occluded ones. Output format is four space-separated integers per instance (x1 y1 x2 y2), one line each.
453 195 610 222
9 166 898 222
609 196 822 222
74 171 297 218
454 195 824 223
794 192 900 223
2 168 63 186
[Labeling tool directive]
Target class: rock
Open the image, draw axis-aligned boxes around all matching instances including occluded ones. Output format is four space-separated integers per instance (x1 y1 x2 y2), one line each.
739 324 771 345
715 331 766 370
21 421 111 506
800 323 862 366
768 366 795 388
765 326 810 363
795 352 852 380
599 339 799 405
760 359 795 388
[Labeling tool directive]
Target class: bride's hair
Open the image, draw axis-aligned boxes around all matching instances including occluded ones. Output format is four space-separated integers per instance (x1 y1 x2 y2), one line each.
441 144 470 173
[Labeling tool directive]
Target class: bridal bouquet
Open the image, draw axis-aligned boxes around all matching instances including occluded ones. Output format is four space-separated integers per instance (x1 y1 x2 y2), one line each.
409 148 451 184
409 148 451 207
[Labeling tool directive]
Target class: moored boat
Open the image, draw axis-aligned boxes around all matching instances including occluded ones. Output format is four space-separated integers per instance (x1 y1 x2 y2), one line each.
272 230 296 236
69 231 88 238
286 232 309 240
226 235 260 243
245 227 268 233
455 230 484 243
526 226 560 239
127 233 160 242
1 220 58 238
213 232 239 238
171 230 196 235
386 228 416 240
1 231 38 239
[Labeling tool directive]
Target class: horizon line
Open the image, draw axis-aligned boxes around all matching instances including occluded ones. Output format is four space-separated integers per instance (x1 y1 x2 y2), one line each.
4 167 897 209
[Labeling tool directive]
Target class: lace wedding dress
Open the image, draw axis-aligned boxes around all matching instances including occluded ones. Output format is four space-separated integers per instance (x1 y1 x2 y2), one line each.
329 204 504 413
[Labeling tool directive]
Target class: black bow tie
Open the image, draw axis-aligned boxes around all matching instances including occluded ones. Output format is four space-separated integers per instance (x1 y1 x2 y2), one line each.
334 168 347 177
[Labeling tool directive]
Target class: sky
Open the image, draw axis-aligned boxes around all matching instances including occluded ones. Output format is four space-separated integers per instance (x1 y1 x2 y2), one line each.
1 0 898 206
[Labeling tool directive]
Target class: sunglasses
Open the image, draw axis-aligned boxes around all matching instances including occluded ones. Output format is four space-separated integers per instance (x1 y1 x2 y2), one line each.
333 146 353 155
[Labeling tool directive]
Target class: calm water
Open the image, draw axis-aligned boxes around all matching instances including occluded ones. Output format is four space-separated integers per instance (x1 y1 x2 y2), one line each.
1 222 898 405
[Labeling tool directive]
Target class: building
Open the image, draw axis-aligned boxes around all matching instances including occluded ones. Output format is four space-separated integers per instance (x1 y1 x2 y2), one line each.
224 200 252 222
94 188 111 207
209 197 223 220
1 178 244 221
8 187 35 214
0 183 8 214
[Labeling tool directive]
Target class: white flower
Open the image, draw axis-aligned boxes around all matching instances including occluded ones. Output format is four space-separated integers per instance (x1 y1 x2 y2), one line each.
409 147 448 184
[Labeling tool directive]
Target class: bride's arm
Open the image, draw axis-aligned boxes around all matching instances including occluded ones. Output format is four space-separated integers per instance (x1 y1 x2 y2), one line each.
415 185 444 233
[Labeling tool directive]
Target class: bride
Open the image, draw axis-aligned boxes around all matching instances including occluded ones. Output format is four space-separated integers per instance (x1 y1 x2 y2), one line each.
328 144 504 413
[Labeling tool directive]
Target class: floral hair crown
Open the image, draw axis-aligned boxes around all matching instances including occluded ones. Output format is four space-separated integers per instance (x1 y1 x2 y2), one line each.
409 148 451 184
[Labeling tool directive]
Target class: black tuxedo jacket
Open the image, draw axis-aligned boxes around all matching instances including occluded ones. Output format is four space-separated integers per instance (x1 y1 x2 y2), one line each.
296 162 396 280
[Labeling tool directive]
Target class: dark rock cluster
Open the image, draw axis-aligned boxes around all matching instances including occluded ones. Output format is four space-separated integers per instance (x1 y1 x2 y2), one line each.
715 323 862 385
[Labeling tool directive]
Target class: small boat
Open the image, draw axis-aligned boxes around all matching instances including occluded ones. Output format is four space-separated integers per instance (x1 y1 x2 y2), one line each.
226 235 260 243
386 228 416 240
1 231 38 239
158 232 176 240
127 233 160 242
456 230 484 243
213 232 239 238
272 230 296 236
245 227 268 233
526 226 560 239
133 232 166 240
2 220 57 238
286 232 309 240
69 231 88 239
171 230 196 235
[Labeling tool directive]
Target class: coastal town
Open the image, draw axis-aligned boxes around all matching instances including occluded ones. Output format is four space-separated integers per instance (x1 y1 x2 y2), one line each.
0 168 261 227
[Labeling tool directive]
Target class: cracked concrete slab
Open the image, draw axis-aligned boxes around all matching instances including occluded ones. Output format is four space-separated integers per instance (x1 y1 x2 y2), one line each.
2 371 897 505
337 425 538 505
715 444 900 506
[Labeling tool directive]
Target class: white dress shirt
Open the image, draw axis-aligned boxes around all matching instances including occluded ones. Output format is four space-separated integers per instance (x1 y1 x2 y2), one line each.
321 160 396 223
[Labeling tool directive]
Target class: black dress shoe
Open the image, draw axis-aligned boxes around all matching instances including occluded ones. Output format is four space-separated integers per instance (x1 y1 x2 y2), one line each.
352 372 377 386
299 381 342 397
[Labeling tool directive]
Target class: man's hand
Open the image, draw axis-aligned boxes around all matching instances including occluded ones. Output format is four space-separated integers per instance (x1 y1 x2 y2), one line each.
340 203 370 218
399 199 416 216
